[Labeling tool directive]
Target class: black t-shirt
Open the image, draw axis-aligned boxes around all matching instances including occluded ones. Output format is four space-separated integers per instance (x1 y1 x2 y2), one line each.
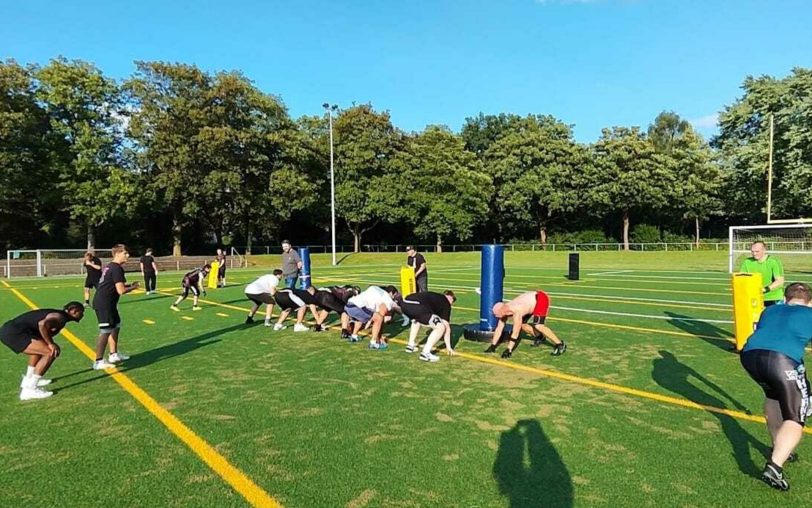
402 292 451 321
292 288 317 305
1 309 66 338
329 286 357 303
85 256 102 282
93 263 126 307
140 255 156 272
182 269 204 287
407 253 427 278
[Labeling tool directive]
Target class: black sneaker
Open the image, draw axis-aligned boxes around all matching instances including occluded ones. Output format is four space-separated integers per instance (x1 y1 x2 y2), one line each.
501 349 512 359
245 316 254 324
551 342 567 356
314 324 323 332
340 330 350 340
761 462 789 491
484 344 497 353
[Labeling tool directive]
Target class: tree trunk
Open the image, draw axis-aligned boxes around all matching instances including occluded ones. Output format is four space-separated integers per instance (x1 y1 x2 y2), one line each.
694 217 700 247
436 233 443 253
246 225 253 255
539 225 547 245
86 224 95 251
622 211 630 251
172 214 182 257
352 225 361 253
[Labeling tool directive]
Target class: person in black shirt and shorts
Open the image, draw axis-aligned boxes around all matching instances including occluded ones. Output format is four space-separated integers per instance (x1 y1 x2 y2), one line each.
310 285 361 333
140 248 158 295
272 287 319 332
83 251 103 306
170 265 211 311
401 290 456 362
1 301 85 400
406 246 429 292
216 248 227 288
92 244 139 371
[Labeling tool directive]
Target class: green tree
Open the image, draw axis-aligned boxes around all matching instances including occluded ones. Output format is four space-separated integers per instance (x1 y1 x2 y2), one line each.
36 57 131 249
593 127 675 250
391 126 491 251
333 105 404 252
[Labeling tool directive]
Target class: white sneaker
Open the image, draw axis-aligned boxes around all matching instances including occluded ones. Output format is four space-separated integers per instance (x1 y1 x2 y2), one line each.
20 376 52 388
273 323 286 331
170 305 180 312
93 360 116 370
419 352 440 362
293 323 309 332
404 345 417 353
20 387 53 401
368 341 379 350
108 352 130 363
401 316 411 327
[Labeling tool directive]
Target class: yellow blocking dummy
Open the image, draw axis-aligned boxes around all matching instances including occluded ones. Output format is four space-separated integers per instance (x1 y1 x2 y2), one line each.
207 261 220 289
400 266 416 296
731 272 764 351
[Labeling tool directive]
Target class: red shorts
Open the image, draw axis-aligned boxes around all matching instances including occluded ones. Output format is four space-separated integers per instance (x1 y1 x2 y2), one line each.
532 291 550 318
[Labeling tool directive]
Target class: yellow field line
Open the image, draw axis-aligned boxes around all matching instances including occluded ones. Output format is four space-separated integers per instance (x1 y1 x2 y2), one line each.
1 280 281 507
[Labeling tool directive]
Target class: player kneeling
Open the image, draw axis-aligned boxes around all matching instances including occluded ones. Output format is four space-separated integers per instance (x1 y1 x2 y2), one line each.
401 290 456 362
170 264 211 311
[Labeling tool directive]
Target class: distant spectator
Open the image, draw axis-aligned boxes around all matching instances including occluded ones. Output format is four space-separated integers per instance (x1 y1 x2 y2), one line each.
216 248 227 287
83 250 103 306
140 248 158 295
406 245 428 292
281 240 302 289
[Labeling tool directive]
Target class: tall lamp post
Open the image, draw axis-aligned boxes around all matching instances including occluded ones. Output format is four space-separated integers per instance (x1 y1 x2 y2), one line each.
323 103 339 265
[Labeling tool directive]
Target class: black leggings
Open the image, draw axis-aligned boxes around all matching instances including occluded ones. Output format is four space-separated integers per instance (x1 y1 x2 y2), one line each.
144 271 156 292
741 349 809 424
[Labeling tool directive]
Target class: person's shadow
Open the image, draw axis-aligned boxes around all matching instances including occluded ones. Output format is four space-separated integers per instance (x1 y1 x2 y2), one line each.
664 311 736 352
651 350 768 478
493 419 573 508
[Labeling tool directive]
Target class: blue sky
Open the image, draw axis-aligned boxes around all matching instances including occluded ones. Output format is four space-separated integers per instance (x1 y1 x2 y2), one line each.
2 0 810 141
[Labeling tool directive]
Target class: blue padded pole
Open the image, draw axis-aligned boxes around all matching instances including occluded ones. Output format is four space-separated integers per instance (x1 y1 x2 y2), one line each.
299 246 311 289
480 244 504 331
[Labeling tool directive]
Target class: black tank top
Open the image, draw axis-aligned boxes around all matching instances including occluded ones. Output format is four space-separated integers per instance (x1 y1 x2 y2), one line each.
2 309 65 336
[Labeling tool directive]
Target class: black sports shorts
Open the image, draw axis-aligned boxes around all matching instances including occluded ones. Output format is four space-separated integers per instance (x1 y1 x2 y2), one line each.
0 324 36 353
317 293 345 314
94 305 121 331
275 291 306 310
84 277 99 290
181 284 200 298
522 314 546 325
246 292 275 306
741 349 810 425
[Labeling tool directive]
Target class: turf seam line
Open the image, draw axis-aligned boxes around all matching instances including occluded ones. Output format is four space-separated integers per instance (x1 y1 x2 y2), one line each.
2 281 282 508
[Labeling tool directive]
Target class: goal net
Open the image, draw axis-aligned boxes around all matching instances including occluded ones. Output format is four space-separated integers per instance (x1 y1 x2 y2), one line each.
729 224 812 273
5 249 100 278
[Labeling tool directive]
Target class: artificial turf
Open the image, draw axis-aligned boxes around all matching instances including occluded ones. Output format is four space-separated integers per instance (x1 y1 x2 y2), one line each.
1 251 811 507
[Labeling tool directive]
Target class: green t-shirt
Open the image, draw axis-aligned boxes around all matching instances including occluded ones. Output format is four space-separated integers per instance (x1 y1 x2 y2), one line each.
740 255 785 301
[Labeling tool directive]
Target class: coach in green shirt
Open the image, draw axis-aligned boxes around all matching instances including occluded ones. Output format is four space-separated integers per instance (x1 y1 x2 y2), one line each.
740 241 785 306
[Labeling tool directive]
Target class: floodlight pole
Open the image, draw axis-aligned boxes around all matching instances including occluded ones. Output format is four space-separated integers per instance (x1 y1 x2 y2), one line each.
323 103 338 266
766 114 774 223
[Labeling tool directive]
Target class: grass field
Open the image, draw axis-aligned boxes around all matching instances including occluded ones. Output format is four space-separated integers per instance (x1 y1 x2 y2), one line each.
2 251 812 507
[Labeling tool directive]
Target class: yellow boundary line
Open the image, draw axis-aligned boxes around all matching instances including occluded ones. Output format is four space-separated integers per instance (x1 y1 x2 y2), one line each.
2 280 281 508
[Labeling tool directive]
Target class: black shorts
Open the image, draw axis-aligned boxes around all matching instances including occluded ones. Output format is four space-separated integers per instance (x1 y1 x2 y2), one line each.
181 284 201 298
522 314 546 325
84 277 100 289
94 305 121 332
0 324 36 353
402 304 440 327
246 292 275 306
218 265 226 277
275 291 306 311
741 349 810 425
317 293 346 314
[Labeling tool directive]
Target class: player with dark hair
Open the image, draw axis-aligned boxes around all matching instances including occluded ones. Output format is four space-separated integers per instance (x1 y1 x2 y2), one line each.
344 285 400 349
406 245 429 292
216 248 227 287
741 282 812 491
83 250 103 306
271 287 318 332
1 301 85 400
170 265 211 312
484 290 566 358
308 285 361 333
92 244 140 370
401 290 456 362
140 248 158 295
244 269 283 326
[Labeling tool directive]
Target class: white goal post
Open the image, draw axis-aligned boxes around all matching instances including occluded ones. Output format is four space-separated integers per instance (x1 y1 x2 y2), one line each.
5 249 92 278
729 224 812 273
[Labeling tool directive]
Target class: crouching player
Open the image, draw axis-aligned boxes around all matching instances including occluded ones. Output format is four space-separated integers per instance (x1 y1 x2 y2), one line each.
170 264 211 311
401 290 456 362
343 285 400 349
271 287 318 332
484 289 566 358
740 282 812 491
309 285 361 333
1 302 85 400
244 269 283 325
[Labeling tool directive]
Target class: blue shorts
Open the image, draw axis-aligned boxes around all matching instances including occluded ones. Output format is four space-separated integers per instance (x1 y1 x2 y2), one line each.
345 303 374 324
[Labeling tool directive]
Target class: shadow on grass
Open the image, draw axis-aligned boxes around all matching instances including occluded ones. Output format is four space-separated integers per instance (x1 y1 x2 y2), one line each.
493 419 573 508
119 293 174 305
664 311 735 352
651 350 768 478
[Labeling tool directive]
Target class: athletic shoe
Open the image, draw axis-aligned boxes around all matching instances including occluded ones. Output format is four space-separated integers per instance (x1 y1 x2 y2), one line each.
349 335 361 343
419 352 440 362
273 323 286 331
368 341 379 350
264 321 272 327
192 306 202 311
313 324 323 332
761 462 789 491
551 342 567 356
109 352 130 363
340 329 350 340
484 344 498 353
501 349 513 359
293 323 309 332
245 316 254 324
19 387 53 401
378 342 389 351
401 316 411 327
84 300 90 307
20 376 52 388
170 305 180 312
404 345 417 353
93 359 116 370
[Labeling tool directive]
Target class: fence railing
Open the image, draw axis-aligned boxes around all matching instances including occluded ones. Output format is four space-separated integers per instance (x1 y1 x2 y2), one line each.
235 242 739 254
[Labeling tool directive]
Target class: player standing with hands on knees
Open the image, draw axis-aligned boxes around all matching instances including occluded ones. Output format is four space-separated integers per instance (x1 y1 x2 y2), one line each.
92 244 139 370
484 290 566 358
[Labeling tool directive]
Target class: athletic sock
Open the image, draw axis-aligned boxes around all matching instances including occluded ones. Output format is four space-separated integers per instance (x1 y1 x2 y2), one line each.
26 366 35 377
